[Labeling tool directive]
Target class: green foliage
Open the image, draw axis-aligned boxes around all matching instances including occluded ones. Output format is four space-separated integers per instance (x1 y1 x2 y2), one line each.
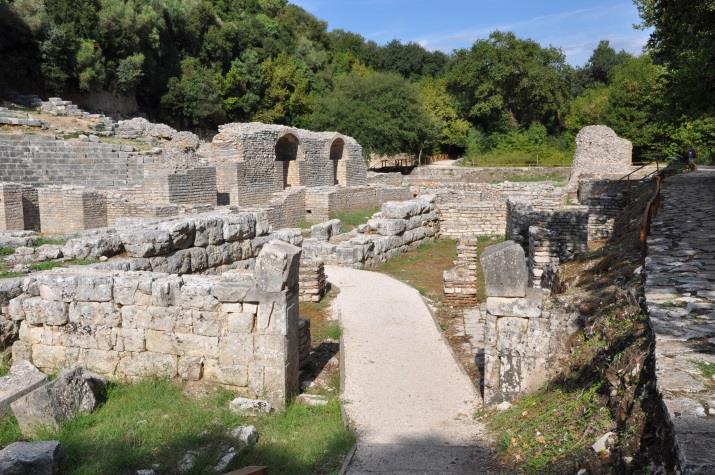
30 261 65 272
161 57 226 128
0 247 15 256
446 31 571 133
76 39 105 91
32 237 67 246
692 360 715 379
565 85 610 134
418 77 470 154
308 72 433 156
331 207 379 232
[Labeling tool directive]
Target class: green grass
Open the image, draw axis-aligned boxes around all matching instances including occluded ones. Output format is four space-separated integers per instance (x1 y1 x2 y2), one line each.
493 173 567 184
32 237 68 247
0 271 25 279
489 384 614 473
0 349 10 377
67 258 100 266
331 207 379 232
462 149 573 168
375 239 456 301
0 378 354 474
30 261 65 272
0 247 15 256
299 288 341 344
692 360 715 379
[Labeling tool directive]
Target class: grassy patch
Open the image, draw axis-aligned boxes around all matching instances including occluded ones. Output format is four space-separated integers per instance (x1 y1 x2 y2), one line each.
67 258 99 266
30 261 65 272
489 384 614 472
692 360 715 379
331 207 379 232
299 287 341 344
0 271 25 279
0 247 15 256
374 239 456 301
462 149 572 168
493 173 567 184
32 237 67 247
0 378 353 474
0 349 10 377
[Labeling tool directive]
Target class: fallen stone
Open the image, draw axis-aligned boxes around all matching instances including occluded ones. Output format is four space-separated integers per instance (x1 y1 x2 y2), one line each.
0 360 48 414
229 397 272 416
213 446 238 472
296 393 329 407
228 425 259 446
480 241 528 298
11 367 107 436
591 431 616 454
0 440 64 475
177 451 197 474
310 219 341 242
496 401 512 412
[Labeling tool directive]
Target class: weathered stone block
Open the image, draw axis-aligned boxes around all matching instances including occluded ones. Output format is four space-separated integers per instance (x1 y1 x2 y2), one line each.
11 367 106 436
0 361 48 414
480 241 528 298
0 441 64 475
486 288 544 318
254 241 301 292
310 219 341 241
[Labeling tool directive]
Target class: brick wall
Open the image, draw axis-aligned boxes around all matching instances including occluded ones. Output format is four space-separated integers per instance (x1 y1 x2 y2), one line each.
143 166 218 206
38 187 107 234
0 183 24 231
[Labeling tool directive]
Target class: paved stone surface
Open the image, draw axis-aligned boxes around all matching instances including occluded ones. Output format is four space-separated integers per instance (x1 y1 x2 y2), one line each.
326 266 497 473
645 168 715 474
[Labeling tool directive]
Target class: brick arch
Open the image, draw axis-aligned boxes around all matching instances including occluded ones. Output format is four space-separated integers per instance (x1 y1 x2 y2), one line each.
275 133 302 188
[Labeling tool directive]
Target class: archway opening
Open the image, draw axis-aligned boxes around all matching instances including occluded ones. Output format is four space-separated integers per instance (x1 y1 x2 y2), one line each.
330 138 347 185
275 134 300 188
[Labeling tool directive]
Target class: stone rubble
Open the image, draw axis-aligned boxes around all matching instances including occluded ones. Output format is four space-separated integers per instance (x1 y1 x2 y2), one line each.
0 440 64 475
0 360 48 414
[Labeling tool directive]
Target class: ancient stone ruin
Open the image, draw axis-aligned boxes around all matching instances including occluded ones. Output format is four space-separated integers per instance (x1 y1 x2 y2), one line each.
566 125 633 191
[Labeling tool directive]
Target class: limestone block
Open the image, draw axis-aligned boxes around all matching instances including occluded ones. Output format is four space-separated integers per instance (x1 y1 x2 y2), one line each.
0 441 64 475
75 275 113 302
166 249 192 274
0 361 48 414
211 281 252 303
192 310 220 336
12 341 32 362
116 352 177 379
194 216 225 247
11 367 107 436
218 334 254 366
178 356 203 380
84 349 121 375
480 241 528 298
229 397 272 416
120 229 172 258
370 218 407 236
68 302 121 327
381 201 420 219
203 359 248 386
486 288 544 318
225 312 255 334
151 275 181 307
223 213 257 242
158 219 195 250
37 274 78 303
178 278 219 311
114 274 154 306
254 241 302 293
310 219 341 241
23 297 68 326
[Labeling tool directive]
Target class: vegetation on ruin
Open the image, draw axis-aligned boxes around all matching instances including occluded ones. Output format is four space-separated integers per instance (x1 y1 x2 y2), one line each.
0 349 10 377
1 1 711 161
330 207 379 232
299 286 341 343
487 178 674 472
692 360 715 380
32 237 67 247
0 377 354 474
490 174 567 185
0 247 15 256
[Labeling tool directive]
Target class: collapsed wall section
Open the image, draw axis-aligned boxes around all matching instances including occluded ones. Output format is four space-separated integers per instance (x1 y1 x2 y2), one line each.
8 240 302 409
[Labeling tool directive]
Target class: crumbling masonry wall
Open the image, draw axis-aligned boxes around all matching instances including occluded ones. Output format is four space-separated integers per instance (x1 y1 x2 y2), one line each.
8 241 302 409
304 186 411 222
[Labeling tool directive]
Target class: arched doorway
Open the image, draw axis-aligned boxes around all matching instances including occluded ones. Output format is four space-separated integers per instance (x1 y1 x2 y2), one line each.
275 134 300 188
330 138 347 185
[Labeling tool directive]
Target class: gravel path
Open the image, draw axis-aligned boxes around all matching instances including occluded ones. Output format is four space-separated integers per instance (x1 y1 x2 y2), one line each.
326 266 497 473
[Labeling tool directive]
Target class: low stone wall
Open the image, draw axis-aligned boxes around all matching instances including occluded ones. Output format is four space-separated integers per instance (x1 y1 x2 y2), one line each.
443 238 478 305
302 196 439 268
142 166 218 206
367 171 404 187
421 182 564 238
506 200 588 249
298 259 326 303
256 187 307 229
577 179 628 242
8 241 301 409
304 185 411 222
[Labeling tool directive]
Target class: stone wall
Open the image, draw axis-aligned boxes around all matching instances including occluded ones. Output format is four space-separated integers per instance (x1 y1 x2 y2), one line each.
21 186 40 231
443 238 478 305
480 241 575 405
577 179 628 242
417 182 564 238
8 241 302 409
304 186 411 222
0 183 24 231
0 134 146 188
566 126 632 191
142 166 218 206
208 123 368 207
38 187 107 234
302 196 439 268
298 259 326 303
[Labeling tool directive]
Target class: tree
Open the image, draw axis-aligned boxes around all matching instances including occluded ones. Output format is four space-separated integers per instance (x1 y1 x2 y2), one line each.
161 57 225 128
308 72 434 156
254 53 312 125
418 78 470 154
446 31 571 133
565 85 610 136
634 0 715 115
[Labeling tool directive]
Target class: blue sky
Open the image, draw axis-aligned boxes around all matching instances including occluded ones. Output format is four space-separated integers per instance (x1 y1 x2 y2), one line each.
290 0 651 65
